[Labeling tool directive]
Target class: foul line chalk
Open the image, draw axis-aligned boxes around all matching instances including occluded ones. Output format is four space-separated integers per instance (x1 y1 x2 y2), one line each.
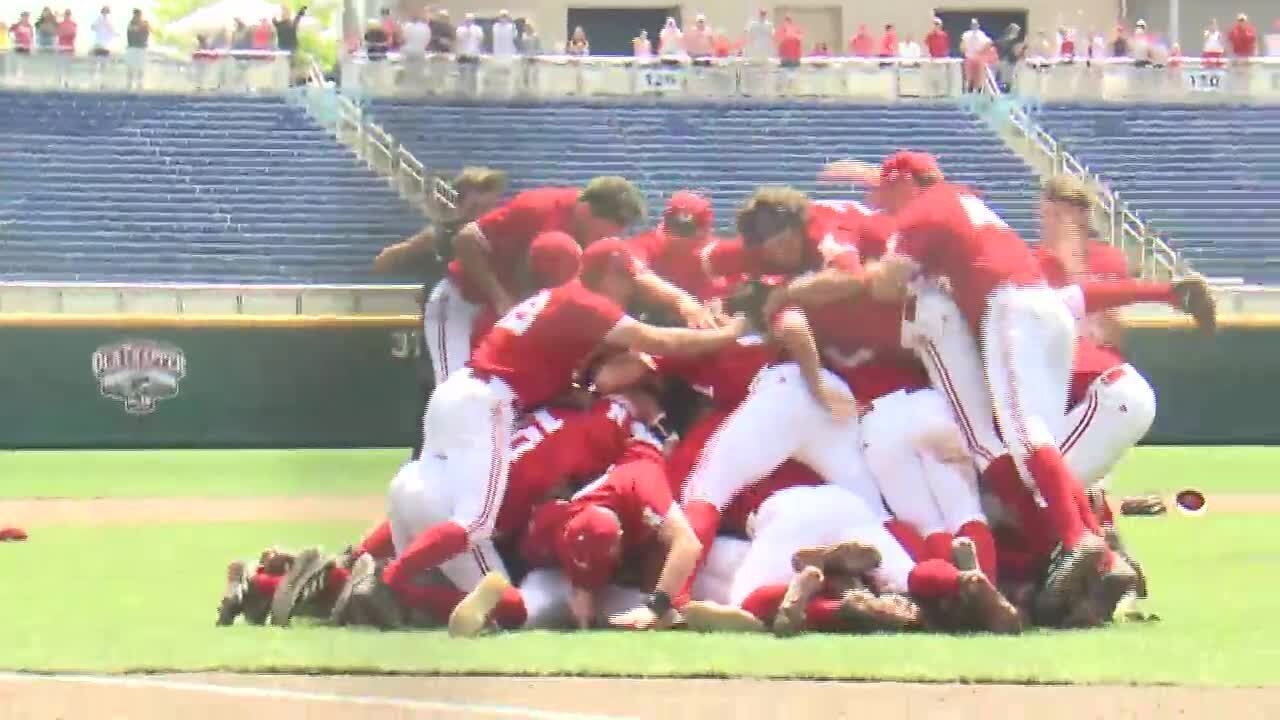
0 672 639 720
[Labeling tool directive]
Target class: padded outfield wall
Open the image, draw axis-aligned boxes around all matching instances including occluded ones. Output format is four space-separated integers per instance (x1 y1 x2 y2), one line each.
0 315 1270 448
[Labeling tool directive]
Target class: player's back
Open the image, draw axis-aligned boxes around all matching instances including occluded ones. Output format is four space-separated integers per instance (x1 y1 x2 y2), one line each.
652 334 776 410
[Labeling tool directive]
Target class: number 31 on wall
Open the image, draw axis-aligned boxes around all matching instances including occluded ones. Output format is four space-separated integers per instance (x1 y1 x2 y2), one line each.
1185 69 1224 92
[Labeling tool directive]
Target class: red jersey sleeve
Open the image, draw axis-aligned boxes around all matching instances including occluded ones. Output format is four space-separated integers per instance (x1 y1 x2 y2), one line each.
890 199 947 271
626 230 666 269
476 190 550 256
1086 242 1130 281
702 238 750 279
807 206 864 273
857 214 896 260
562 284 630 343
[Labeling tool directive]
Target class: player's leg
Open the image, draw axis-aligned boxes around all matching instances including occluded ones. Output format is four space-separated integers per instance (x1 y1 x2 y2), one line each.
1060 364 1157 485
517 568 574 629
692 537 751 605
793 371 886 514
422 277 482 387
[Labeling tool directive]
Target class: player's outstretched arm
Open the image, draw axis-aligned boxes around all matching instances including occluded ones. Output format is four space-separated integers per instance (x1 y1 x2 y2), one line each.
373 225 437 273
865 256 916 302
454 222 515 314
768 267 867 318
633 270 718 328
773 309 856 420
604 315 748 357
608 505 701 631
590 352 656 395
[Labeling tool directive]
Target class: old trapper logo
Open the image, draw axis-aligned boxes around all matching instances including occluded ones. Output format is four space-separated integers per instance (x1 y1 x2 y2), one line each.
91 340 187 415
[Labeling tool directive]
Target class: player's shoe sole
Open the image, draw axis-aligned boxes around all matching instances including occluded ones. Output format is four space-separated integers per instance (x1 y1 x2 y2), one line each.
772 566 824 638
952 537 979 572
330 554 375 626
958 571 1023 634
216 561 247 627
270 547 329 627
682 601 766 634
839 590 923 632
1037 533 1108 625
448 572 510 638
791 541 881 576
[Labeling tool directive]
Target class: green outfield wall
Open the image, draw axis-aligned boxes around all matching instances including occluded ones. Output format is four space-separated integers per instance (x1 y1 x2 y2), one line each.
0 320 1273 448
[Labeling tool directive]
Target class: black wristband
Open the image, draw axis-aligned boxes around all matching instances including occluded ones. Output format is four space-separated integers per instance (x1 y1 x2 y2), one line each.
646 590 672 616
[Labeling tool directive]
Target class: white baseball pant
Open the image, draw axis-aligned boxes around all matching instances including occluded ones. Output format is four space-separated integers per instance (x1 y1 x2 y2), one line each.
387 457 509 592
423 276 482 387
682 362 884 514
1059 363 1157 485
901 286 1007 473
728 484 915 606
861 388 986 536
691 537 752 605
518 569 647 629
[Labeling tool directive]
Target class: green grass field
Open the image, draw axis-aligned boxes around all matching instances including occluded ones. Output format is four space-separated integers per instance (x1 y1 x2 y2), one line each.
2 447 1277 686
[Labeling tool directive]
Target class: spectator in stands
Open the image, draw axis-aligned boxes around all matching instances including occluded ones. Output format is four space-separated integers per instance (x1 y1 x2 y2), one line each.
899 34 922 62
1110 24 1129 57
35 7 56 51
567 25 589 55
455 13 483 56
363 19 389 60
994 23 1023 88
810 41 830 57
712 28 734 58
658 17 682 57
492 10 518 58
776 17 802 67
1058 26 1076 61
519 22 541 55
91 7 114 56
1269 19 1280 57
380 7 401 50
231 19 252 49
1131 19 1151 66
0 17 8 53
685 14 713 60
960 18 990 59
252 18 274 49
427 9 454 53
849 24 873 57
744 9 773 59
401 9 430 58
10 12 34 54
274 5 306 54
1229 14 1257 58
633 29 652 58
1203 18 1225 66
55 9 75 53
879 24 898 57
1087 28 1106 63
125 9 149 89
925 17 949 58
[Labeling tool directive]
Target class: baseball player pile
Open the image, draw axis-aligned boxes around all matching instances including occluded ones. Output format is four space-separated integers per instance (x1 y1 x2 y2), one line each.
217 152 1215 637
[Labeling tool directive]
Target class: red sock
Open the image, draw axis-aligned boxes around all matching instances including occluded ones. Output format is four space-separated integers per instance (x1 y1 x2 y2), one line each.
316 566 351 606
1072 485 1103 535
676 500 721 605
356 519 396 560
493 587 527 629
1096 491 1116 529
984 455 1057 558
740 584 786 623
395 584 466 621
1079 279 1175 314
907 559 960 599
923 531 955 563
997 546 1043 584
805 597 845 631
884 519 926 561
382 521 469 590
250 572 281 597
1025 447 1087 549
956 520 998 583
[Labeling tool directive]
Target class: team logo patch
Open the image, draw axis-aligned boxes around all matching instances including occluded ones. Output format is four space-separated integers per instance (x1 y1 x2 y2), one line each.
91 340 187 415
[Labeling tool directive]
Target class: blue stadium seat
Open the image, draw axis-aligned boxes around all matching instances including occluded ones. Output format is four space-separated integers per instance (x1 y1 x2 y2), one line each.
0 91 424 283
368 99 1042 243
1035 103 1280 283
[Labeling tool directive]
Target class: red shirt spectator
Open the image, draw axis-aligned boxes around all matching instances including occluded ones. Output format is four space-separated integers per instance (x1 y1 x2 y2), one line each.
712 32 732 57
879 24 898 56
811 41 830 56
1228 14 1257 57
55 11 76 52
10 14 34 51
925 20 950 57
850 24 874 56
777 17 802 64
252 19 273 49
1059 29 1076 59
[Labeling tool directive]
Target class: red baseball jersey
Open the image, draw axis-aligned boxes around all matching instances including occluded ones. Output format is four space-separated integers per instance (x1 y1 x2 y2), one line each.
627 228 729 301
649 334 776 411
449 187 580 304
892 183 1043 332
494 397 636 538
700 203 863 280
470 281 630 410
1037 241 1130 405
719 460 825 537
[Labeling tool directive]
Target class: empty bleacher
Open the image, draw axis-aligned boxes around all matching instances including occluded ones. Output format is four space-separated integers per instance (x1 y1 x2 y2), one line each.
370 99 1041 242
1036 103 1280 283
0 91 423 283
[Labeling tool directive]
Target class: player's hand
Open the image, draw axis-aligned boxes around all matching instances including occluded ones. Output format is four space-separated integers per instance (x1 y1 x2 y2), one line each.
820 384 858 422
867 259 910 302
569 587 596 630
677 298 719 329
608 605 678 630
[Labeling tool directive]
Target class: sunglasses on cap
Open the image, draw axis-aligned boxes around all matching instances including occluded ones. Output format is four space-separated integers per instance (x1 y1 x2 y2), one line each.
664 212 701 238
741 206 798 246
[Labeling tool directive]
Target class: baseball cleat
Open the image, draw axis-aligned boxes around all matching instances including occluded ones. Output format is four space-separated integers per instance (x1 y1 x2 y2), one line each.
1097 553 1140 622
330 553 374 626
772 565 825 638
791 545 828 572
1037 532 1108 623
958 571 1023 634
839 590 924 632
216 561 248 627
951 537 979 572
791 541 881 576
448 572 510 638
682 601 767 634
269 547 331 627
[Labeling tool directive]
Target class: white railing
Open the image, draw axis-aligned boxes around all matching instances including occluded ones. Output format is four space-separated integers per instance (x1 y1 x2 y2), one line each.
0 48 291 94
340 53 965 102
1015 56 1280 103
0 281 420 316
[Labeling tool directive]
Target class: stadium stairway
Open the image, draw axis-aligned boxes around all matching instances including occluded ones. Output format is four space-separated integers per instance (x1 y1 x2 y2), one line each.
1034 103 1280 284
368 99 1042 241
0 91 424 283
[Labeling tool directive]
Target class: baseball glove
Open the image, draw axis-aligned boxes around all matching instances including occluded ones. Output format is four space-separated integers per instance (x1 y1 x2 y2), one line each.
1119 495 1168 517
1172 276 1217 334
724 277 772 334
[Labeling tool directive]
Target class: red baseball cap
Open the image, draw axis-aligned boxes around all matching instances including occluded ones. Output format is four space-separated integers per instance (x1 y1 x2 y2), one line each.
556 504 623 590
879 150 942 184
528 230 582 288
581 237 638 281
663 191 712 236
